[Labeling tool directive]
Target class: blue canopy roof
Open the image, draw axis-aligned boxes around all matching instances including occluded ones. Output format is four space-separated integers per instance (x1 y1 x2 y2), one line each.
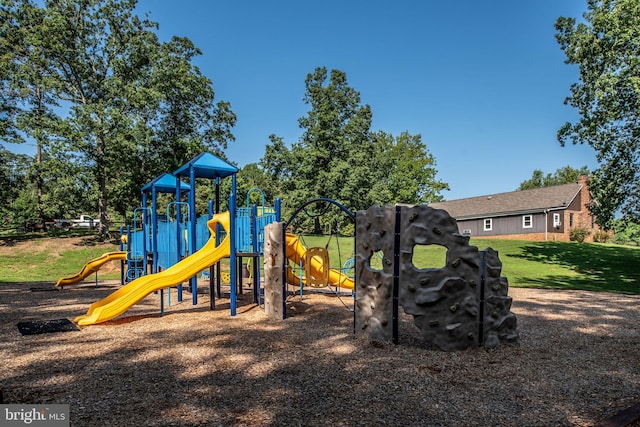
141 173 190 193
173 152 238 179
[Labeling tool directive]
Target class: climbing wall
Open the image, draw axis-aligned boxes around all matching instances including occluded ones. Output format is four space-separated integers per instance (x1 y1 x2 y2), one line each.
263 222 285 319
481 248 519 347
354 205 396 340
355 204 519 351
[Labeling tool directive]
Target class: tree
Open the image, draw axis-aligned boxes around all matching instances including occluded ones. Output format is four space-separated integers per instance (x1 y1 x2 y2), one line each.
555 0 640 228
261 67 449 230
373 131 449 204
518 165 590 190
1 0 235 238
295 68 373 202
274 67 374 231
0 146 32 228
0 0 67 227
236 163 279 208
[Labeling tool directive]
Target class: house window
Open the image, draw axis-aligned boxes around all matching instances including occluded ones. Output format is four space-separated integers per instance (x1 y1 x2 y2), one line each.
553 213 561 228
591 215 595 229
484 218 492 231
522 215 533 229
569 213 574 227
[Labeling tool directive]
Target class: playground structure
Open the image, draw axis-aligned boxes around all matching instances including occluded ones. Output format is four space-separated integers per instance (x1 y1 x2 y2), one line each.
59 152 279 325
57 153 518 351
74 211 231 325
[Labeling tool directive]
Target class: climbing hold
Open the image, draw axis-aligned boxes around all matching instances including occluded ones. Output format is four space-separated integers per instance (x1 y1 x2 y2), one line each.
450 303 460 312
384 257 392 266
381 319 388 326
469 279 477 288
420 277 431 286
429 319 439 327
451 258 461 268
445 323 461 331
492 283 501 291
408 284 416 293
409 213 418 221
432 226 442 235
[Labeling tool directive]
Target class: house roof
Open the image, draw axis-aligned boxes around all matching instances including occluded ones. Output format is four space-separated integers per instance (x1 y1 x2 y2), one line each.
429 182 583 219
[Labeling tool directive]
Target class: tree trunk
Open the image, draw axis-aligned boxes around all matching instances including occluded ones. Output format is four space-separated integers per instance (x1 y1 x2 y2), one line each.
35 86 44 230
96 132 109 240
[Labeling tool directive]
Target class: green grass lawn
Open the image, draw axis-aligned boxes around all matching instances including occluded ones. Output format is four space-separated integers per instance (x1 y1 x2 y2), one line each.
300 235 640 294
0 237 122 283
473 238 640 294
1 234 638 294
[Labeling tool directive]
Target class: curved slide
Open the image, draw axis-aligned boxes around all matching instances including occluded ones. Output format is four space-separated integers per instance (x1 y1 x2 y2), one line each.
285 233 354 290
56 251 128 287
74 211 231 326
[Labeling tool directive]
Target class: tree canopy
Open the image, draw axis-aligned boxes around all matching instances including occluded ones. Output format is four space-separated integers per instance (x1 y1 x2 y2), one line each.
518 165 590 190
555 0 640 228
0 0 235 236
259 67 448 231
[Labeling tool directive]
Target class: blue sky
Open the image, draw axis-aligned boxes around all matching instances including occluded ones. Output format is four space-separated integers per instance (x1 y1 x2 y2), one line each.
5 0 596 202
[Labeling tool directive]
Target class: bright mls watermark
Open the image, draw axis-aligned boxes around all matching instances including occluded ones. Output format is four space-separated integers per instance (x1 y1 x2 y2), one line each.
1 405 69 426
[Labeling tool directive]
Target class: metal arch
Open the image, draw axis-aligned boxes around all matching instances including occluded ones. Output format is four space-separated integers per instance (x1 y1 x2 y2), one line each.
284 198 355 229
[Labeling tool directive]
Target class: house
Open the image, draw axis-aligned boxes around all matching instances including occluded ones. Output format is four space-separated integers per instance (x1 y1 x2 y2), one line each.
429 175 607 242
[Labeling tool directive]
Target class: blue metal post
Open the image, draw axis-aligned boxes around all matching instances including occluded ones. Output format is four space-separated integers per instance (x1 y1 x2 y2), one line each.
119 226 125 285
152 186 158 273
208 200 215 309
141 195 148 275
175 177 183 302
189 165 198 305
230 174 237 316
175 176 182 265
215 177 222 299
251 204 259 304
275 198 281 222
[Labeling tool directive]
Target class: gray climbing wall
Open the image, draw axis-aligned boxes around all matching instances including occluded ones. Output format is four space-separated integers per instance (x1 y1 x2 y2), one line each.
481 248 519 347
354 205 396 340
355 204 519 351
263 222 285 319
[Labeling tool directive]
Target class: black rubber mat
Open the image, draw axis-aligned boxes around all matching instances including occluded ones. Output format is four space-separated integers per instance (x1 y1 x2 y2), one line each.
30 286 59 292
16 318 79 335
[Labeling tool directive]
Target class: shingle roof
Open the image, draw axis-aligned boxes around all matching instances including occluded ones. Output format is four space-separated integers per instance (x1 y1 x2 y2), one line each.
429 183 583 219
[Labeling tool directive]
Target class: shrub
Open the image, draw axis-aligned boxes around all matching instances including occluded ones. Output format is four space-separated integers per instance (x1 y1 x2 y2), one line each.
592 230 611 243
570 227 590 243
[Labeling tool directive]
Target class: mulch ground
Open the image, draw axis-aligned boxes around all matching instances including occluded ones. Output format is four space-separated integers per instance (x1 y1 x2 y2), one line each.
1 279 639 426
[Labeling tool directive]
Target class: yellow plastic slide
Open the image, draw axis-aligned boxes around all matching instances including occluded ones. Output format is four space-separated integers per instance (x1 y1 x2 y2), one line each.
74 211 231 326
285 234 354 289
56 251 128 287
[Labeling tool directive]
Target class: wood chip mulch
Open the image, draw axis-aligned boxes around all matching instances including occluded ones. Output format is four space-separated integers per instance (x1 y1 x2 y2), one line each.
1 280 639 427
